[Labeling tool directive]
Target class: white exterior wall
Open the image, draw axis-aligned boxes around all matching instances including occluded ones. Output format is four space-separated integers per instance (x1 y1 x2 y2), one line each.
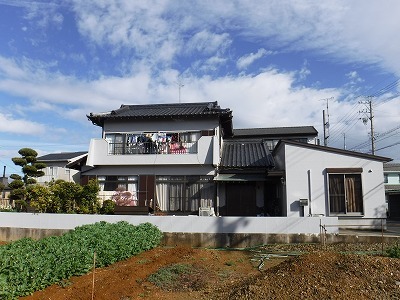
87 136 215 166
36 165 80 184
282 144 386 219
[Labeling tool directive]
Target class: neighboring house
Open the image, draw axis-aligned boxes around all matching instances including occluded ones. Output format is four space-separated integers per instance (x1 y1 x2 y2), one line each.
36 152 88 184
80 101 390 225
215 126 318 217
384 163 400 219
0 166 11 206
232 126 319 151
273 140 391 223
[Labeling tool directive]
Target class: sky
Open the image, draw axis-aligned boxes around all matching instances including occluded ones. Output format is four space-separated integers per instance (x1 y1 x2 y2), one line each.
1 0 400 176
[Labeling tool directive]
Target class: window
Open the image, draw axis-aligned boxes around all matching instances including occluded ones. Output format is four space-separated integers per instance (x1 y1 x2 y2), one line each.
327 169 363 215
384 174 388 183
156 176 215 213
98 176 138 194
97 175 139 205
49 166 58 177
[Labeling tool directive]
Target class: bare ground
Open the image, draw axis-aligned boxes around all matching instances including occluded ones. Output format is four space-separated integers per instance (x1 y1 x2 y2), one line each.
20 243 400 300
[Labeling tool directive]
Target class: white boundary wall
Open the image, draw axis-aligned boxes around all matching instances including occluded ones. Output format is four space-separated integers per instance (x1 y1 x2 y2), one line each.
0 212 338 234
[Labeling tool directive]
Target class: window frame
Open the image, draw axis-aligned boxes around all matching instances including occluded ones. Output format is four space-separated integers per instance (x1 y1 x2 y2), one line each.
97 175 138 193
155 175 215 213
384 174 388 184
326 168 364 217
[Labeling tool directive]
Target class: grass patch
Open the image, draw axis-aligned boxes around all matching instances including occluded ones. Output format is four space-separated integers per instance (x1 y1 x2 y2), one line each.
148 263 207 291
148 263 191 290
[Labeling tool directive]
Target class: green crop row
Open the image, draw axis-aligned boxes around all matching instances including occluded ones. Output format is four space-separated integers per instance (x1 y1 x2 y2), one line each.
0 221 163 299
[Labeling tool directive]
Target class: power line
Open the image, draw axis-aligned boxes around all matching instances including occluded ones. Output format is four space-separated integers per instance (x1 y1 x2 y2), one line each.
376 141 400 152
350 124 400 152
329 77 400 142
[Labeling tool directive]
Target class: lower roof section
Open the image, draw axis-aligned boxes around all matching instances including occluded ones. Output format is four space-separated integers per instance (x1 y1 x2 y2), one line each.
214 174 267 182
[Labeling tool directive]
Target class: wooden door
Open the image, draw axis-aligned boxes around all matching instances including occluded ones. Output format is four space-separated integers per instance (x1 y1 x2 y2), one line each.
226 182 256 216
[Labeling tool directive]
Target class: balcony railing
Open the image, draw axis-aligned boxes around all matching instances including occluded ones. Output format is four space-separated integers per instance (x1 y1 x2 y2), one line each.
108 141 198 155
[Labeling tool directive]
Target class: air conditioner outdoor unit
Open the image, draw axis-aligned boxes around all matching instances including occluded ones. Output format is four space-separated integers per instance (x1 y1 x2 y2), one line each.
199 207 213 216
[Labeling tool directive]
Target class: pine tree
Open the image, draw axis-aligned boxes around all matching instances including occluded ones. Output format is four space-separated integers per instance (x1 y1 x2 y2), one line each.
9 148 46 209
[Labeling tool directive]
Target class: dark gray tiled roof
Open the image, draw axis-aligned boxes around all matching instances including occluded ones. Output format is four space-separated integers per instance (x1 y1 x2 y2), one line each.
88 101 234 137
384 163 400 171
220 140 274 168
233 126 318 138
37 151 87 162
88 101 231 122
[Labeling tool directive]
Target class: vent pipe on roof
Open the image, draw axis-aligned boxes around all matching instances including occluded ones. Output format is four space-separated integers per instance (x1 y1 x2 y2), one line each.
2 166 5 177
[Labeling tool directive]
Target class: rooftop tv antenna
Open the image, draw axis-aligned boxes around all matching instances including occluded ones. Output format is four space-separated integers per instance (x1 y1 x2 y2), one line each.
176 81 184 103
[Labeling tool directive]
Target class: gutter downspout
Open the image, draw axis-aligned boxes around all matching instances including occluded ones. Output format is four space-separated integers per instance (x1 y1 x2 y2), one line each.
307 169 312 216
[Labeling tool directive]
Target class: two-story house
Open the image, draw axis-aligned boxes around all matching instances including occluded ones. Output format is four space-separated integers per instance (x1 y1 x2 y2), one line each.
83 102 233 214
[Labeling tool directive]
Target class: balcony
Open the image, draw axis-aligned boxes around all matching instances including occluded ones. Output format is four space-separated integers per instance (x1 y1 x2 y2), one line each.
87 136 219 166
108 141 198 155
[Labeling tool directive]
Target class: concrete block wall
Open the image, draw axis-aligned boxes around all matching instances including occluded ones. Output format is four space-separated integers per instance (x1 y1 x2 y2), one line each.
0 212 342 247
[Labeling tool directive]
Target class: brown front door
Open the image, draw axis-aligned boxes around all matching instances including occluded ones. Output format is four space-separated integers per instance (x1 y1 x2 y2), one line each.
226 182 256 216
138 175 155 207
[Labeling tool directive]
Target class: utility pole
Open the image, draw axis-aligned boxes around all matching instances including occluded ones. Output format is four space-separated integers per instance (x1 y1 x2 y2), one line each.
320 97 333 146
359 96 375 155
343 133 346 150
323 110 329 146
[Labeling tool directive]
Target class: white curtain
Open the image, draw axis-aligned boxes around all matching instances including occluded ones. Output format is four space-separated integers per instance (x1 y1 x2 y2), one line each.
187 183 200 211
128 182 138 200
156 180 169 211
170 183 183 211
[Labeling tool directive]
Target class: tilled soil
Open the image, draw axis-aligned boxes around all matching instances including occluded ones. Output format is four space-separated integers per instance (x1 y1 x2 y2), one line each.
21 243 400 300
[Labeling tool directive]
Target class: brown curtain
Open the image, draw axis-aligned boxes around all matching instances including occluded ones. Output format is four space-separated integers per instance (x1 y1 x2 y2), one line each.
345 177 356 212
329 175 345 213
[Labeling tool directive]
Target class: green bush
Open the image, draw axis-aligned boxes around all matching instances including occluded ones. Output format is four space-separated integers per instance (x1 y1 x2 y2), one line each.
386 243 400 258
0 221 163 299
27 179 101 214
100 200 115 214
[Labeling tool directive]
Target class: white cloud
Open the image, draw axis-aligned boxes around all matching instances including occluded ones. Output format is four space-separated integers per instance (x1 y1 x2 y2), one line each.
346 71 363 83
236 48 271 70
186 30 231 55
22 1 63 29
298 60 311 81
0 56 153 120
0 113 45 135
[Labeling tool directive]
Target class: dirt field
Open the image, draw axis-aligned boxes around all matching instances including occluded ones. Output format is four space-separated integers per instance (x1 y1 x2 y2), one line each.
20 243 400 300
